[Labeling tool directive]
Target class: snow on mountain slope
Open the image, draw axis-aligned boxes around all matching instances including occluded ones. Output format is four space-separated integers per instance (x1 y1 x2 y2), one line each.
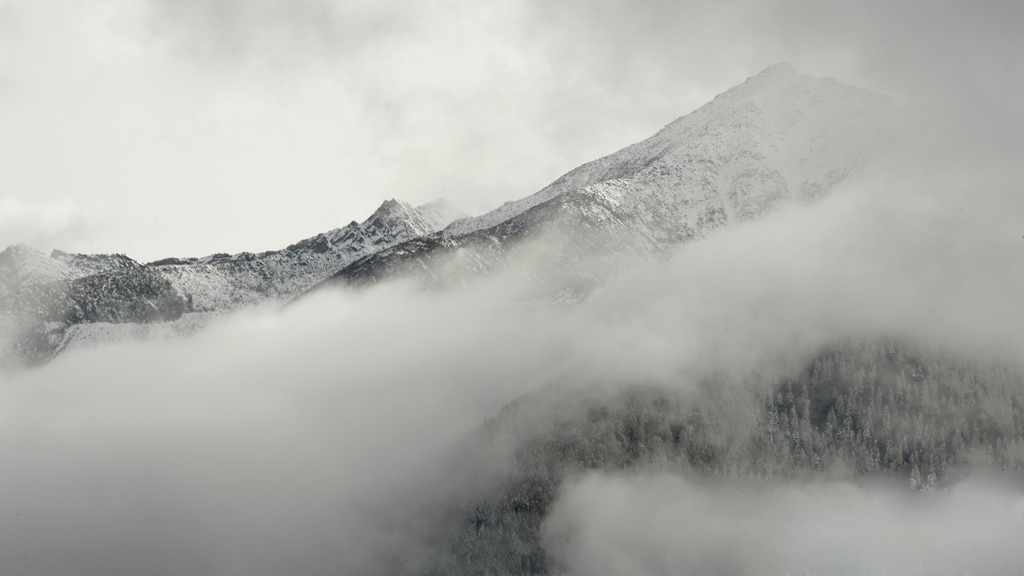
2 64 909 363
444 63 903 237
0 199 464 365
0 245 136 300
413 199 470 233
325 64 907 294
148 199 466 311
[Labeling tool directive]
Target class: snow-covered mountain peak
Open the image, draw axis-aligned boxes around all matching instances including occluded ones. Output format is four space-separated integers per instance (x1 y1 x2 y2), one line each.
362 199 446 238
442 65 905 238
370 198 407 218
349 198 464 238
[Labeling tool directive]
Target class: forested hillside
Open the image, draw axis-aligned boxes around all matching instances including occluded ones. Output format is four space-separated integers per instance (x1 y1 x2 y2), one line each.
403 337 1024 576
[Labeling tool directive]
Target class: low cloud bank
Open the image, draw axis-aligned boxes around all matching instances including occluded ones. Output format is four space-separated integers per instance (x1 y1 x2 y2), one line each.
0 195 94 254
1 135 1022 573
0 288 559 575
546 472 1024 576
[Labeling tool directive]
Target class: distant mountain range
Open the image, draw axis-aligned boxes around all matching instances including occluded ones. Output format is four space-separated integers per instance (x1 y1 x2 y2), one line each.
0 64 907 366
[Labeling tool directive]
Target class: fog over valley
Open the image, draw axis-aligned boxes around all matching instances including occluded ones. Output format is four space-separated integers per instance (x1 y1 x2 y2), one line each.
4 132 1023 573
2 1 1023 574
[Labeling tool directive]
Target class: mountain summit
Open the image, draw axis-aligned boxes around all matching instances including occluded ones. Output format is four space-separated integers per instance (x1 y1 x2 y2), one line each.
321 64 906 294
1 65 907 365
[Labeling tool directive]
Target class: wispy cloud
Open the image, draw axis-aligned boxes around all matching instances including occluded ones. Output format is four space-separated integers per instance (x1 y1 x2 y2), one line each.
546 472 1024 575
0 196 94 253
2 124 1021 572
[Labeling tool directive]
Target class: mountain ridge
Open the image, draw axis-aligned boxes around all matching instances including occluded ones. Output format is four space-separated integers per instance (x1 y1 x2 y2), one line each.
2 63 909 365
317 63 906 295
0 198 465 365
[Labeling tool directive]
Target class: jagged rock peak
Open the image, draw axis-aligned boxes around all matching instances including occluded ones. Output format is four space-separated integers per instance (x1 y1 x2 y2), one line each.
371 198 409 216
365 199 424 229
442 63 902 238
365 197 467 231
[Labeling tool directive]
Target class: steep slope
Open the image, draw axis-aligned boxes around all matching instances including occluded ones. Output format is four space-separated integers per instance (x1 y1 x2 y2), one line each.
321 64 907 296
446 63 899 235
0 254 186 366
0 199 465 365
148 198 466 311
374 338 1024 575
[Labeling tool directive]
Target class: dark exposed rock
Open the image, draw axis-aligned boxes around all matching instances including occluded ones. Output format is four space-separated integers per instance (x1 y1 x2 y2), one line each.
147 257 199 267
55 264 186 325
0 262 187 364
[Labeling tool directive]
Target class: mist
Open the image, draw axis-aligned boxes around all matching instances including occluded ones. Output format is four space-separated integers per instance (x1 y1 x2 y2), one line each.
2 108 1022 574
4 0 1020 260
545 472 1024 575
1 289 549 574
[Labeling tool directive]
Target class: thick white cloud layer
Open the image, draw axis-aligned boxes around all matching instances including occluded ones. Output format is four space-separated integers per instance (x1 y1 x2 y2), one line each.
545 472 1024 575
0 289 552 574
3 1 1021 564
1 134 1021 573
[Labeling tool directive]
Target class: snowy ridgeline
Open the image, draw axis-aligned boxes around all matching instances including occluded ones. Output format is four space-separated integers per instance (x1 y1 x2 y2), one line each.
2 64 909 364
443 62 904 237
324 63 906 291
0 199 466 364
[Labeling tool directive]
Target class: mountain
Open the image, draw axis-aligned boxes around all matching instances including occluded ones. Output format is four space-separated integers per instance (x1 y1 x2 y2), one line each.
317 63 906 297
381 337 1024 575
0 244 138 300
148 198 466 312
0 199 465 366
2 64 908 365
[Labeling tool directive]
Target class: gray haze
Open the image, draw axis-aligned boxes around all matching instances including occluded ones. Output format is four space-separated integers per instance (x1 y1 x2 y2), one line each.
546 472 1024 575
1 126 1022 572
1 1 1022 573
2 0 1021 259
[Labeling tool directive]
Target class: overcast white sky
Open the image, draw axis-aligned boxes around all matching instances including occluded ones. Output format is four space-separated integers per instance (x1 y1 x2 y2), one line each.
2 0 1021 261
2 4 1023 571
